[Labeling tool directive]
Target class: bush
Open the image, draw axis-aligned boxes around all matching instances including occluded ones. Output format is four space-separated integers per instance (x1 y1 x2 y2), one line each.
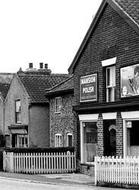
4 146 75 153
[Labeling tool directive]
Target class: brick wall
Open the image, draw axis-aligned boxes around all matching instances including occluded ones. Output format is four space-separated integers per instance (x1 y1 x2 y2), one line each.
97 114 104 157
50 94 76 147
73 4 139 105
116 112 123 156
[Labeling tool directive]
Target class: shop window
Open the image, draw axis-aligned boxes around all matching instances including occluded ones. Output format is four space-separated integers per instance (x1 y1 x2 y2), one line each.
83 122 97 163
55 97 62 113
15 100 21 123
106 66 116 102
130 121 139 146
67 133 73 147
55 134 62 147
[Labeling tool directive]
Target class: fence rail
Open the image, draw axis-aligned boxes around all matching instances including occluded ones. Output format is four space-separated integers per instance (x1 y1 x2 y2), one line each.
3 151 76 174
95 156 139 185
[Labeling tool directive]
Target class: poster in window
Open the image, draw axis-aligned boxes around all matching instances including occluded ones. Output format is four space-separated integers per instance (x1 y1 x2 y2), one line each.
121 64 139 97
80 74 97 102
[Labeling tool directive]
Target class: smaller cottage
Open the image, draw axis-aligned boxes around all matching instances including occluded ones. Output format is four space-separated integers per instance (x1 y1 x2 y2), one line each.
46 76 76 148
4 63 69 148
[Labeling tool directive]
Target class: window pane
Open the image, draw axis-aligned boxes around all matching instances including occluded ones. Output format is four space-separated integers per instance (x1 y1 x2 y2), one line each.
55 134 62 147
16 112 21 123
83 122 97 162
55 97 62 112
15 100 21 123
16 100 21 112
67 134 72 147
106 68 110 86
106 66 116 102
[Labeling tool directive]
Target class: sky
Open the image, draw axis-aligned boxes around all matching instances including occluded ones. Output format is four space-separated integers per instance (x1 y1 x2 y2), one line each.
0 0 102 74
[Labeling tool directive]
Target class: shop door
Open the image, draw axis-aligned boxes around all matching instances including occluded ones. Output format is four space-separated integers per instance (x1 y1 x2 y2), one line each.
103 120 116 156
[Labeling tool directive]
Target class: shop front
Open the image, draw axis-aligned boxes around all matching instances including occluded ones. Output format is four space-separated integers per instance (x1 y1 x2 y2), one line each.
77 106 139 175
122 111 139 157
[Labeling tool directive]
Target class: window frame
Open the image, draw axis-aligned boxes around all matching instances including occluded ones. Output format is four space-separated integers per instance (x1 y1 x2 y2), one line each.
55 97 62 113
18 134 28 148
55 133 62 147
67 133 73 147
15 99 21 124
81 121 97 164
106 65 116 102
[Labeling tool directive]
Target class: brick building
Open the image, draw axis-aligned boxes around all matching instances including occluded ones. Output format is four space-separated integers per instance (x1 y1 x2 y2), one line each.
46 76 76 148
4 63 69 148
68 0 139 174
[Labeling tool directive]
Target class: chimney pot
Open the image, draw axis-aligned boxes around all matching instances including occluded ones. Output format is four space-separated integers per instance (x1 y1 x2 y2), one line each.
29 63 33 69
40 62 43 69
45 63 48 69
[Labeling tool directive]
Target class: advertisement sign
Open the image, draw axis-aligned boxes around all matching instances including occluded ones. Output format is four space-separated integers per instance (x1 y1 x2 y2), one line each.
80 74 97 102
121 64 139 97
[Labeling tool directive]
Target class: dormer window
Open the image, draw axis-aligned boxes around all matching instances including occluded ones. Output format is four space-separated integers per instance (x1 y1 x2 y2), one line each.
15 100 21 123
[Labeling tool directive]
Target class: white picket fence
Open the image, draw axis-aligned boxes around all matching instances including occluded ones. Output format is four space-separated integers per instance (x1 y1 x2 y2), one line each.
95 156 139 185
3 151 76 174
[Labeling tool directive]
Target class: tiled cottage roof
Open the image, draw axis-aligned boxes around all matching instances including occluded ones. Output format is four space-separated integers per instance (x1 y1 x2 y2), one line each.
0 83 10 99
68 0 139 74
114 0 139 26
46 76 74 96
0 73 13 99
18 73 70 103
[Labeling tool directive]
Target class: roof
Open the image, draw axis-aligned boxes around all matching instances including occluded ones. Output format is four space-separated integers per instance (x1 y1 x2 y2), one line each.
46 76 74 96
0 83 10 99
18 73 70 103
68 0 139 74
114 0 139 25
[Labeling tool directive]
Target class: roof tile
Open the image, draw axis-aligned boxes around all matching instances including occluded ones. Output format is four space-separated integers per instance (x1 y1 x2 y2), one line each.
114 0 139 25
46 76 74 96
18 73 70 103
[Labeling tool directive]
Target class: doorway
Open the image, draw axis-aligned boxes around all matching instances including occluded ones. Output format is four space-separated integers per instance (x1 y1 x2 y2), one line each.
103 120 116 156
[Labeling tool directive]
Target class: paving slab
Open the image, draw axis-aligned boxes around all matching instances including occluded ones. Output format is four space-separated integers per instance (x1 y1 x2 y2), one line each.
0 172 94 186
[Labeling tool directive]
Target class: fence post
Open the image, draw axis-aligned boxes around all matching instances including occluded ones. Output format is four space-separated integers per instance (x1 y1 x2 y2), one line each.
3 151 6 171
9 152 14 172
94 156 97 185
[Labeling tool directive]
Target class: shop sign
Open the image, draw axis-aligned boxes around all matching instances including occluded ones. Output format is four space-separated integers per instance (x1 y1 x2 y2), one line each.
80 74 97 102
121 64 139 97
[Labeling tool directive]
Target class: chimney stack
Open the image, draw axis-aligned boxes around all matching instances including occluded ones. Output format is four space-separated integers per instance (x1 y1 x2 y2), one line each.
29 63 33 69
39 62 43 69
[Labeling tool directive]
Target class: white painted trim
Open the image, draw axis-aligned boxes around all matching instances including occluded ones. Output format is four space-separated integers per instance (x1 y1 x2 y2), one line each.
121 111 139 119
122 111 139 157
102 112 116 120
80 121 84 163
79 114 98 121
101 57 117 67
123 120 127 158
